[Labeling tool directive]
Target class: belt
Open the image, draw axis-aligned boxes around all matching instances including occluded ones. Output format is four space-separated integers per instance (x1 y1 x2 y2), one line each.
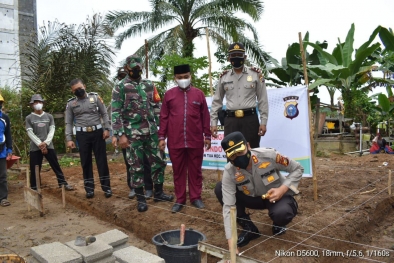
76 124 102 132
226 108 256 118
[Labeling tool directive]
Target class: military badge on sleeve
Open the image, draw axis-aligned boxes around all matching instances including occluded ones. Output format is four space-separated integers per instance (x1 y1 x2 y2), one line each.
276 154 289 167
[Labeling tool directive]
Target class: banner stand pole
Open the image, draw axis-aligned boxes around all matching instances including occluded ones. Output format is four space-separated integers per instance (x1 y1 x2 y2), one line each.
299 32 318 201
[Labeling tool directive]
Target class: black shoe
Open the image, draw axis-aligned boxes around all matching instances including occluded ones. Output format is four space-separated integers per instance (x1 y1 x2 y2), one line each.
64 185 74 191
145 190 153 199
154 192 174 202
191 199 205 209
104 190 112 198
237 215 260 247
137 200 148 212
272 225 287 235
86 192 94 199
171 203 184 213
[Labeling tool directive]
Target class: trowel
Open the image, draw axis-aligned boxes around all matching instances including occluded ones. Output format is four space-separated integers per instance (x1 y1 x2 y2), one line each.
74 236 96 246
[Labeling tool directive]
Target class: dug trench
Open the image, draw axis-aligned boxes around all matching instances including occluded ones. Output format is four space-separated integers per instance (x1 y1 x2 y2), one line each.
36 153 394 262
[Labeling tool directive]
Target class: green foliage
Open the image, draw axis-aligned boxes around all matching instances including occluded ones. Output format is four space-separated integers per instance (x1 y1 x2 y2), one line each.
20 14 115 113
0 87 29 161
105 0 277 72
151 54 220 96
57 155 81 167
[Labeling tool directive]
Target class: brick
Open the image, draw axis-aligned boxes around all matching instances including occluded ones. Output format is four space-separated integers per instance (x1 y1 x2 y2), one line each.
30 242 82 263
91 255 116 263
95 229 128 248
113 246 164 263
65 240 113 263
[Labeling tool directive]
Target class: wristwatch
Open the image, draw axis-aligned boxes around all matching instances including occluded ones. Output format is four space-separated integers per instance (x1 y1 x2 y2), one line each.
118 132 123 137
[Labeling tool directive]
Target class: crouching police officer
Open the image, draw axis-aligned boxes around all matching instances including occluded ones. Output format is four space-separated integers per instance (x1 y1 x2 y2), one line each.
214 131 302 249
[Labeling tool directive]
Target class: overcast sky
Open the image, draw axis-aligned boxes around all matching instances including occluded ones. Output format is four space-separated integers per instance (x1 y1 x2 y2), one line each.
37 0 394 103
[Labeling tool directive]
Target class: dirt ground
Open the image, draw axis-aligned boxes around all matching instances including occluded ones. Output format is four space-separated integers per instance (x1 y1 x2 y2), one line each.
1 152 394 263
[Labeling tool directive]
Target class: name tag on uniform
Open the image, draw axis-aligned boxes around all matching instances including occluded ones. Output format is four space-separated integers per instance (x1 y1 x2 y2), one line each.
247 76 253 82
89 97 95 103
261 172 279 186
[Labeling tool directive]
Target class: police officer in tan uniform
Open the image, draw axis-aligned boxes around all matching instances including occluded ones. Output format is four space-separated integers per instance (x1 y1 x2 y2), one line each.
214 131 302 249
210 42 268 148
66 78 112 199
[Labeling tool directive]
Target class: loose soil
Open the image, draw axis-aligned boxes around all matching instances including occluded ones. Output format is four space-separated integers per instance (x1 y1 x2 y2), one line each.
1 153 394 263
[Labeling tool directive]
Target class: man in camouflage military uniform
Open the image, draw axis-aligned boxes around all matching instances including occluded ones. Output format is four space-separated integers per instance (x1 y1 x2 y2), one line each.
215 131 302 249
65 79 112 199
112 68 154 199
210 42 269 148
112 55 173 212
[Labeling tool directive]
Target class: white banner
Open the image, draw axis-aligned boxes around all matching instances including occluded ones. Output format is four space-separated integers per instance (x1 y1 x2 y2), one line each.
166 86 313 177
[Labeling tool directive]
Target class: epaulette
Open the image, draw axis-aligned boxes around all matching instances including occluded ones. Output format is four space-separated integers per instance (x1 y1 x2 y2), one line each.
220 70 229 78
250 67 261 74
88 92 98 96
250 67 264 82
141 79 153 86
67 97 76 102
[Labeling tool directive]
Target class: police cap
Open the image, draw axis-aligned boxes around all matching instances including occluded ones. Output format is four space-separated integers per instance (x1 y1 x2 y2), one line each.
228 42 245 53
29 94 45 104
125 55 142 68
221 131 247 158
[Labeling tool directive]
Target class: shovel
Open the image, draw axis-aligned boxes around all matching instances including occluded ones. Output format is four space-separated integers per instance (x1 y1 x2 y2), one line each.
74 236 96 246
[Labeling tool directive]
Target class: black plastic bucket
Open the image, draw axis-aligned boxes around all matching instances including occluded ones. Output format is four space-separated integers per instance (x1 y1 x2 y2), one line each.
152 229 206 263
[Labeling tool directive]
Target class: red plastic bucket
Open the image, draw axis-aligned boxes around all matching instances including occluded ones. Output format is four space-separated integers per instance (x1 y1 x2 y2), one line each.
7 155 20 169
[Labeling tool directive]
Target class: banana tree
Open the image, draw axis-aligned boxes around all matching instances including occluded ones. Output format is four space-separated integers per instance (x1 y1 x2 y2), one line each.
303 24 394 122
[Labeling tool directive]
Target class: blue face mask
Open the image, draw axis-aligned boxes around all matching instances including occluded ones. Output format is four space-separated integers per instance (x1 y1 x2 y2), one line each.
232 150 251 169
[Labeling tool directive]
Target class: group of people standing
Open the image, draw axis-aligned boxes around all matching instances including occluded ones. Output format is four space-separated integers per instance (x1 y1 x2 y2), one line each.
0 42 304 252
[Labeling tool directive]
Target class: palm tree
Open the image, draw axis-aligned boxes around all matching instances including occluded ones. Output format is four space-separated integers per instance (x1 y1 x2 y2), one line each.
105 0 275 70
21 14 115 112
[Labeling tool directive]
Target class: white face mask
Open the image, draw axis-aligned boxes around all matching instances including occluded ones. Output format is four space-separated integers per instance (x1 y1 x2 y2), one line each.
33 103 43 111
176 78 191 89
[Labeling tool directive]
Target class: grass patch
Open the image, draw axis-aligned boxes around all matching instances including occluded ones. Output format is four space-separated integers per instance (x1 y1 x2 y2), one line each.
58 156 81 167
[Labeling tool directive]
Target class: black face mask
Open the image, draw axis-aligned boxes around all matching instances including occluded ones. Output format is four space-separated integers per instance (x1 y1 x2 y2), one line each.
74 88 85 98
232 150 251 169
129 69 142 79
230 57 245 69
0 103 3 109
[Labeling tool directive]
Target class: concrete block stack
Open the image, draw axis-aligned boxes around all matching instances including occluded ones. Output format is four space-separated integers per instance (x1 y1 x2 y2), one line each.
30 229 164 263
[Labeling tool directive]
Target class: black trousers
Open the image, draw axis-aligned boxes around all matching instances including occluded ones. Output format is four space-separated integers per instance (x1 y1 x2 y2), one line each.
76 129 111 193
122 148 152 190
30 149 68 190
214 181 298 226
224 114 261 148
0 159 7 201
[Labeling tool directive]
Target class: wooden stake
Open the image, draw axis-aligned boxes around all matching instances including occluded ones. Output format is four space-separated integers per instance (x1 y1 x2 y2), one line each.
298 32 318 201
35 165 44 217
145 39 149 78
314 98 320 139
205 27 221 183
389 170 392 196
205 27 213 97
26 168 31 212
230 207 237 263
62 184 66 208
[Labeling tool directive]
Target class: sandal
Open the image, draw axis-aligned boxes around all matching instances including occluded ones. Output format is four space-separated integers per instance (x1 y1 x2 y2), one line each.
0 199 10 207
